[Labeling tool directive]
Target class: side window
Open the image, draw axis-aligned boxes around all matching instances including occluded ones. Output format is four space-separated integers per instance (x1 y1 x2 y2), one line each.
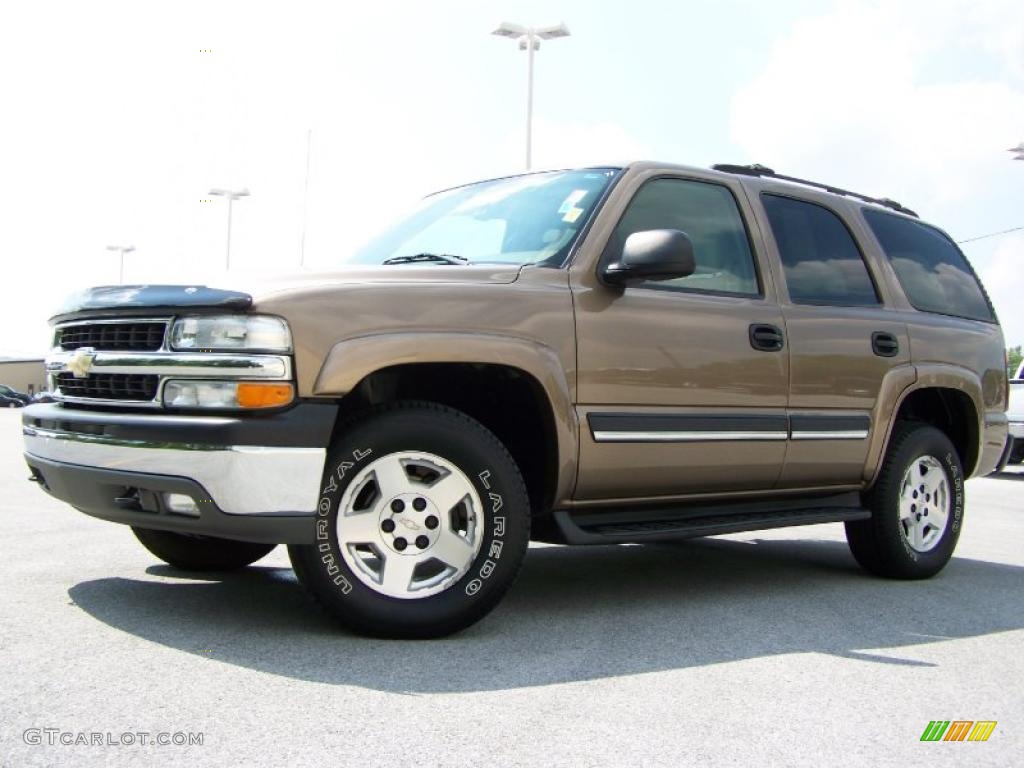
762 194 879 306
606 178 759 296
862 209 995 323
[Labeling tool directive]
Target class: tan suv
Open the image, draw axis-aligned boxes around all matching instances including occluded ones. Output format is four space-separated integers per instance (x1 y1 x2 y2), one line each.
23 162 1010 637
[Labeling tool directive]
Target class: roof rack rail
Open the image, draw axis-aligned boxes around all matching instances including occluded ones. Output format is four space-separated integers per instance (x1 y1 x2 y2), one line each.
711 163 918 218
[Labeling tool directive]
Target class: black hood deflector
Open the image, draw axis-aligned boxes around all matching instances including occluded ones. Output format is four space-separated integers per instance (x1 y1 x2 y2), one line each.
51 285 253 323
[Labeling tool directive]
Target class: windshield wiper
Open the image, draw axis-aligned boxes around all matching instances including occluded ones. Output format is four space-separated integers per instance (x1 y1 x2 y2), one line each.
381 253 470 266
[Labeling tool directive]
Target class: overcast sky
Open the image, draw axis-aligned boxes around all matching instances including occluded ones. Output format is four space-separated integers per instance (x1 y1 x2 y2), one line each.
1 0 1022 356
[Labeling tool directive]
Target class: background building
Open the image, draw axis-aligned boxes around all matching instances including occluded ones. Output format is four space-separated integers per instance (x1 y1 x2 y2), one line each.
0 358 46 395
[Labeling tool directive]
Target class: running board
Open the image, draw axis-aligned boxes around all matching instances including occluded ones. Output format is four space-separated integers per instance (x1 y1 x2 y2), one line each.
553 502 870 545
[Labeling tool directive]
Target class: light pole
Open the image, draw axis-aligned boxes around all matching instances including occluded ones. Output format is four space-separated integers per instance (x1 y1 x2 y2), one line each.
209 188 250 270
491 21 570 170
105 245 135 284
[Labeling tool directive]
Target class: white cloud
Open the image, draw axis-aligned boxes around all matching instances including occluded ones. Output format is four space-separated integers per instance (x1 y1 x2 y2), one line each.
980 233 1024 348
730 0 1024 346
731 1 1024 205
524 118 652 170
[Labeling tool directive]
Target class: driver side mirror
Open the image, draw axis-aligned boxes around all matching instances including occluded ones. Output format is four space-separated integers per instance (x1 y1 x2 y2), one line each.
602 229 696 286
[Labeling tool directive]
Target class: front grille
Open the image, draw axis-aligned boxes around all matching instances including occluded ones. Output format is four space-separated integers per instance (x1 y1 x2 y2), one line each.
56 373 159 402
59 322 166 351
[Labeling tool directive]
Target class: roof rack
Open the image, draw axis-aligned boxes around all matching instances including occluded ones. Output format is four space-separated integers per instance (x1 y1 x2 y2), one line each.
711 163 918 218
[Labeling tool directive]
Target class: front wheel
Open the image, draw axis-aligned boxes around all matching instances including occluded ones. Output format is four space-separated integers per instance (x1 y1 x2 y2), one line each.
132 528 276 571
288 402 530 639
845 422 964 579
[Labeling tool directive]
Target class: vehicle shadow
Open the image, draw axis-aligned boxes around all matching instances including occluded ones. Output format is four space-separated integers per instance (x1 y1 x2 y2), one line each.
68 537 1024 693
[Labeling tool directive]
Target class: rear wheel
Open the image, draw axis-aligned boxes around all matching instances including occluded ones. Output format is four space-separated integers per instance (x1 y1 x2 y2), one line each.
288 402 530 639
845 422 964 579
132 528 276 571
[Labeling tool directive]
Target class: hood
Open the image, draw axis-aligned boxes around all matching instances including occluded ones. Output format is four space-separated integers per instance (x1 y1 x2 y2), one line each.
217 264 523 304
49 264 523 322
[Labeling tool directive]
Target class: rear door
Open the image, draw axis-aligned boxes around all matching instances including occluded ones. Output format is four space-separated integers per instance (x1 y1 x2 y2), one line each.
571 169 790 501
755 192 910 488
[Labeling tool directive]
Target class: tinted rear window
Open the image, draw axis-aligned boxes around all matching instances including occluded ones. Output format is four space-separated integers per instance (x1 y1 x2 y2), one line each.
762 194 879 306
863 209 994 322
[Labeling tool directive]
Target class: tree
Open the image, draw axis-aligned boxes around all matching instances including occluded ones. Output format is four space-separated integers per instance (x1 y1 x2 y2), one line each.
1009 346 1023 379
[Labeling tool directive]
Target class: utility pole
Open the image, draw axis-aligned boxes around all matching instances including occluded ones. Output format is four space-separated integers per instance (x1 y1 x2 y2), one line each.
491 21 571 170
106 245 135 283
300 129 312 267
209 188 250 270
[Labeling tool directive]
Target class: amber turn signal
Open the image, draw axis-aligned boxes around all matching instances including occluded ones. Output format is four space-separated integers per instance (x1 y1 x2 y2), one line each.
236 382 294 409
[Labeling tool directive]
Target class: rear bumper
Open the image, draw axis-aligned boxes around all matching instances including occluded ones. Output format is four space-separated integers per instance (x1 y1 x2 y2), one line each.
21 402 336 542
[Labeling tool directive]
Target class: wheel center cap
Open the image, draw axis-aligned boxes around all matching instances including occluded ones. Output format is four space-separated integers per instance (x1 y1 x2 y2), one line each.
379 493 441 555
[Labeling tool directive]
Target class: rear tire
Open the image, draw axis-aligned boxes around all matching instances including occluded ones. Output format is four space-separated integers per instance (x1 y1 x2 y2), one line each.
288 402 530 639
132 527 276 571
845 422 964 579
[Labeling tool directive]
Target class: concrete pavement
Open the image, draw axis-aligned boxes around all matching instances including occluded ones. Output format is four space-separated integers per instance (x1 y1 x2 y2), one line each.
1 408 1021 766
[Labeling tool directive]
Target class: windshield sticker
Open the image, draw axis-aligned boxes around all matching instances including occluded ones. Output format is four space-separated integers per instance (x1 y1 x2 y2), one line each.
557 189 589 214
562 206 584 223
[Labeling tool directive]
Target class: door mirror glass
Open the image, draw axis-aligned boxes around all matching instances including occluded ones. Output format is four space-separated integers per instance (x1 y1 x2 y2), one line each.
603 229 696 285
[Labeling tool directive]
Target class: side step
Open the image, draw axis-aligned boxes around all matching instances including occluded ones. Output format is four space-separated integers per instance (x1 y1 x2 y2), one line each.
553 498 870 545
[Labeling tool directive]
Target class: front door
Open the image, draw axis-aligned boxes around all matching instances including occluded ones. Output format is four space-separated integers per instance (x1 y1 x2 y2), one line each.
571 171 790 502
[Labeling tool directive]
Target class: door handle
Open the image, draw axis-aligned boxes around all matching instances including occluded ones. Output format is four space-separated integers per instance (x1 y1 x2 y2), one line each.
872 331 899 358
749 323 785 352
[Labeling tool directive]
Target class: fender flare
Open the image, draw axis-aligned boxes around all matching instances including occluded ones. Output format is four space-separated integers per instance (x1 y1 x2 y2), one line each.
313 332 579 504
864 363 985 484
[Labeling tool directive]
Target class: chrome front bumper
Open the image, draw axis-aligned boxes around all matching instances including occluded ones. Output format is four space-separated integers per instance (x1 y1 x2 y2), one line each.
21 403 334 516
24 427 324 515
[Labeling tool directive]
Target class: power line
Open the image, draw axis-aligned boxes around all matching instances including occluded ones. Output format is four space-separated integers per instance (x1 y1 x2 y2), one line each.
957 225 1024 245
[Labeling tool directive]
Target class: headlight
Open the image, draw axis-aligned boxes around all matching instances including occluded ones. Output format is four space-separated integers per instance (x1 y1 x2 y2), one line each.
170 315 291 352
163 380 294 409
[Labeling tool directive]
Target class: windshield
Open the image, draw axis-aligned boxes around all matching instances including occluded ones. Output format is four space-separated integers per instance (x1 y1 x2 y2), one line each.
346 168 619 267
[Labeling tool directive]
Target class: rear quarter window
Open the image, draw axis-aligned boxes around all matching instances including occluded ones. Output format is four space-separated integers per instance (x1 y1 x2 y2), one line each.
862 209 994 322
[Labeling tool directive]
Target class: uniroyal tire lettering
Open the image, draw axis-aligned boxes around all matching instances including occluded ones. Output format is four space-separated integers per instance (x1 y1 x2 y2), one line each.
316 450 372 588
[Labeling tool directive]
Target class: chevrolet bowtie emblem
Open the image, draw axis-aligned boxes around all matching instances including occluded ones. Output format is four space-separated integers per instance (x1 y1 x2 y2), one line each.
66 348 96 379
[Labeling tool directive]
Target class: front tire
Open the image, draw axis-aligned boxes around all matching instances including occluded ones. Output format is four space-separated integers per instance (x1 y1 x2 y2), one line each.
845 422 964 579
132 528 276 571
288 402 530 639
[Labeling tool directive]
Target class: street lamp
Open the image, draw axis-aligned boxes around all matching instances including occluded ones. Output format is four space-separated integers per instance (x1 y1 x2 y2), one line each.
105 245 135 284
1009 142 1024 161
491 21 571 170
208 188 250 270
